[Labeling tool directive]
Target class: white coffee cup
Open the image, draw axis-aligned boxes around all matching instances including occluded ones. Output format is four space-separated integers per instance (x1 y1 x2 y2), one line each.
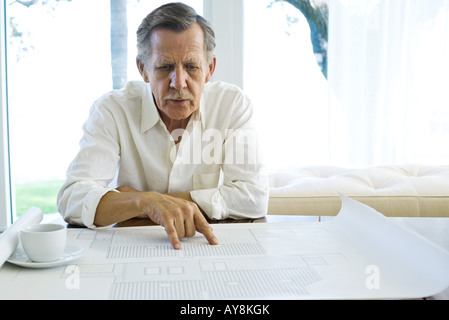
20 223 67 262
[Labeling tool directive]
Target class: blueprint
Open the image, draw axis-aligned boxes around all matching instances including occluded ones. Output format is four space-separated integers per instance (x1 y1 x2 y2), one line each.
1 196 449 300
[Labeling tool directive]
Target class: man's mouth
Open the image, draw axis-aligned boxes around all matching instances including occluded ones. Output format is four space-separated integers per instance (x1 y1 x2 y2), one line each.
164 92 193 102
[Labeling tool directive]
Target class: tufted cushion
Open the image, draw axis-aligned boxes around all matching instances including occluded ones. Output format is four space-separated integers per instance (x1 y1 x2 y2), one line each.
268 165 449 217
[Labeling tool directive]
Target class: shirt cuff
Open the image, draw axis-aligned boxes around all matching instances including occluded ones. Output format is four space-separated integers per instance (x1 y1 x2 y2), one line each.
190 188 228 220
82 187 119 229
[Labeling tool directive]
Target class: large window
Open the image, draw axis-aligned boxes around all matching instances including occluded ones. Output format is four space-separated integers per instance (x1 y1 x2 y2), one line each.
6 0 202 219
243 0 329 170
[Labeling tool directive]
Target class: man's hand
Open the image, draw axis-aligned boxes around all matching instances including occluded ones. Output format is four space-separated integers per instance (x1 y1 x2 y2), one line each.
143 192 218 250
96 186 218 250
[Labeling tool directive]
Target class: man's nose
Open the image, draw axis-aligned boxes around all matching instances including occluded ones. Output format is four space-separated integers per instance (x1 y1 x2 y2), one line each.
170 67 188 90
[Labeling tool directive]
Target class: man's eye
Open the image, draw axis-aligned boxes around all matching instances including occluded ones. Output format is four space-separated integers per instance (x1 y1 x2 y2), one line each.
186 65 198 71
158 65 172 71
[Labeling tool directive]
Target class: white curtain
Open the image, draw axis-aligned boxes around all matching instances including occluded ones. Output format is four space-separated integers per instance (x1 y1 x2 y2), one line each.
328 0 449 166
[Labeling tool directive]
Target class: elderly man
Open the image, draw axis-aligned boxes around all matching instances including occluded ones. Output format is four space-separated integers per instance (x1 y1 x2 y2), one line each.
57 2 269 250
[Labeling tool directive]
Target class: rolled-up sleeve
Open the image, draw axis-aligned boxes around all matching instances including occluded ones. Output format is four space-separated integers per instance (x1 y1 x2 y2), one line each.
190 173 269 221
57 100 120 228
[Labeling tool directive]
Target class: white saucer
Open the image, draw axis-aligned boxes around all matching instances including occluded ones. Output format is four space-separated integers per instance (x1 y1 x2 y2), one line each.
7 244 85 269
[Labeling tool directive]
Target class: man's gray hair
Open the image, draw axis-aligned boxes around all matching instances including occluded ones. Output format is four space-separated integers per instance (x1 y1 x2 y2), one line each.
136 2 216 69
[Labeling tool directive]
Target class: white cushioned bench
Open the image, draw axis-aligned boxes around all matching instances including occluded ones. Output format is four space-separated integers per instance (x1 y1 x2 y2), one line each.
267 165 449 217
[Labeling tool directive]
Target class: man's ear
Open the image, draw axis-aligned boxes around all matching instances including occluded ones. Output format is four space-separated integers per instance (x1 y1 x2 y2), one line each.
205 56 216 83
136 58 150 83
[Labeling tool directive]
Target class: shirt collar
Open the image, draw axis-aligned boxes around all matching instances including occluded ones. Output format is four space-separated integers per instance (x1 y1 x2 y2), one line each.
197 93 206 129
141 84 160 134
140 83 206 133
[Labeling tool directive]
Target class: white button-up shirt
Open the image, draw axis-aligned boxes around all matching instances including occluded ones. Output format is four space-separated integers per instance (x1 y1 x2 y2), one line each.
57 81 269 228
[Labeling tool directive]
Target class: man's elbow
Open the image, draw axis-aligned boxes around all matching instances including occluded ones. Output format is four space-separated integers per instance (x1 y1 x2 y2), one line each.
241 185 269 219
253 189 269 218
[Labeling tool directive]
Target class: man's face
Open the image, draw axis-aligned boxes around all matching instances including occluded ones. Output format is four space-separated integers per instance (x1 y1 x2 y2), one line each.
140 23 216 125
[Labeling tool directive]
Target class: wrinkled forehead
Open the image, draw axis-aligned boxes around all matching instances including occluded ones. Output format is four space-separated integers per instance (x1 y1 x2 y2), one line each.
149 23 208 61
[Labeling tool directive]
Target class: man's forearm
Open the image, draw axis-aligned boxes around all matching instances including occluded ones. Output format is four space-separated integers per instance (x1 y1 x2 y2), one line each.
94 190 143 227
94 189 198 227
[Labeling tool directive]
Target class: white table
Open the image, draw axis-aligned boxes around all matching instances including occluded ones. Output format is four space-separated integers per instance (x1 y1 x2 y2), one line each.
2 213 449 300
